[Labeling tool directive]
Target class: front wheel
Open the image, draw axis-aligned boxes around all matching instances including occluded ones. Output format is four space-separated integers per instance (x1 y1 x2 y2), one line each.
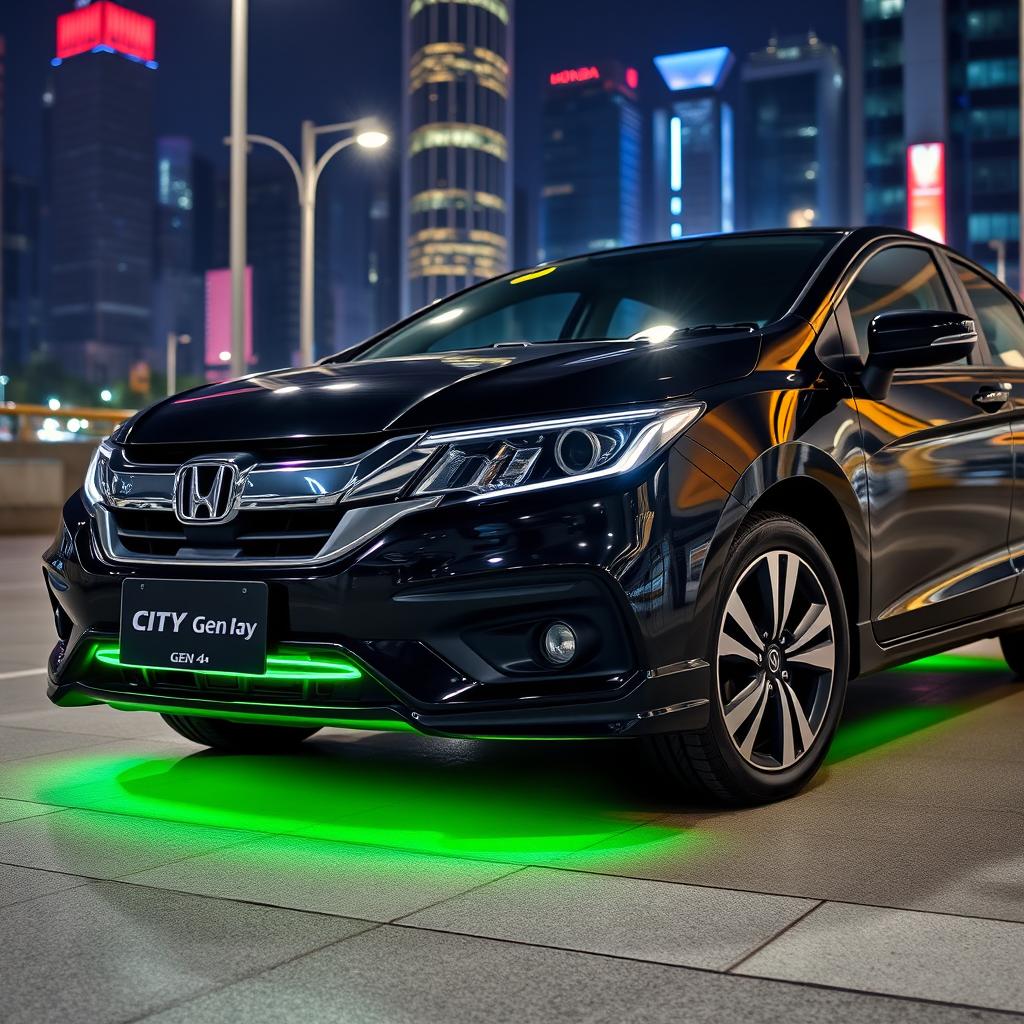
161 714 321 752
650 513 849 804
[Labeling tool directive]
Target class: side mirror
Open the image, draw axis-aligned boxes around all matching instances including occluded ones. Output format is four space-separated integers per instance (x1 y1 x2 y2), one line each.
862 309 977 399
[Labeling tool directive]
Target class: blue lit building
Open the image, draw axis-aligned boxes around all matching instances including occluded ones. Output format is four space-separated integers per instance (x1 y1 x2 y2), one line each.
539 62 643 261
652 47 735 239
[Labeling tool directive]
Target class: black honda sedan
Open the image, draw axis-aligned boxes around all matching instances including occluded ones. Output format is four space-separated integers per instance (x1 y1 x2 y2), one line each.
43 227 1024 803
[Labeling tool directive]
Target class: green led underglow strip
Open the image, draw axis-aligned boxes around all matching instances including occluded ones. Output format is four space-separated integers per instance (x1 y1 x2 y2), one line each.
92 644 363 682
104 699 416 732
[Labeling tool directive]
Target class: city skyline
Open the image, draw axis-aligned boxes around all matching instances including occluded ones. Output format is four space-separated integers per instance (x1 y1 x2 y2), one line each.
2 0 1021 400
0 1 846 184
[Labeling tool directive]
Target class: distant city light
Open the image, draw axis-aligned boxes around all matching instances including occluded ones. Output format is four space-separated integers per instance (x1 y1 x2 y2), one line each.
99 389 113 403
654 47 733 92
56 1 156 64
549 66 600 87
219 350 231 362
67 418 82 433
907 142 947 243
47 397 61 411
625 67 639 90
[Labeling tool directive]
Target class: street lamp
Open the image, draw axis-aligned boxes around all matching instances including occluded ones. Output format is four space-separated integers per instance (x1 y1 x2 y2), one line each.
225 117 389 366
0 375 9 404
166 332 192 397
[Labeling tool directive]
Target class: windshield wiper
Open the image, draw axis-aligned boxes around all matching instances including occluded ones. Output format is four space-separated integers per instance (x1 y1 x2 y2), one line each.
677 322 758 335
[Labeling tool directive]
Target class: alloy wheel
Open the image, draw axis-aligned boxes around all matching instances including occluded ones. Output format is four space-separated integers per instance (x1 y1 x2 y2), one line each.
716 549 835 771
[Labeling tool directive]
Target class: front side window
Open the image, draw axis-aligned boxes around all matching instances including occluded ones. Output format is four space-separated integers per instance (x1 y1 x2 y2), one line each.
954 261 1024 368
845 245 954 360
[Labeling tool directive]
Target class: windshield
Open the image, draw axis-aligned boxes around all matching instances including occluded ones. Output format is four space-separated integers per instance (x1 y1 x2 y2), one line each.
355 233 839 361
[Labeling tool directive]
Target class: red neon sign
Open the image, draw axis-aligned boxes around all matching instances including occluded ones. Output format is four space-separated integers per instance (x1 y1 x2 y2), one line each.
907 142 946 244
56 2 156 63
549 66 600 86
625 67 639 89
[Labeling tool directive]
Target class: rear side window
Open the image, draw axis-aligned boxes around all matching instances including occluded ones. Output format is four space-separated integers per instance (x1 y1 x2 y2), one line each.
953 261 1024 368
845 246 954 360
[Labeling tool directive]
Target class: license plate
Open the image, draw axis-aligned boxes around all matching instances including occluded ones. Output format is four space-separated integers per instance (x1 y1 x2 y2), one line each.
119 579 268 675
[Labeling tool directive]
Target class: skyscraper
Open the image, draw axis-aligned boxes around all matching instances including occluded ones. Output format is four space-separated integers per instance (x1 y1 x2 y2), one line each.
244 154 333 370
48 1 157 384
539 62 642 261
849 0 1022 288
401 0 514 314
153 137 213 381
740 32 846 231
3 173 43 374
652 47 735 239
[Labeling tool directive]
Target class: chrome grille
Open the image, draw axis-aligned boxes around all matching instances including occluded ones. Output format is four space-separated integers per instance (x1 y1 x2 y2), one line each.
109 506 344 560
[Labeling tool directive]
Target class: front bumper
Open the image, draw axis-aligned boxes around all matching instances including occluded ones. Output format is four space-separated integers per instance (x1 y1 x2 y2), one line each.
43 451 725 739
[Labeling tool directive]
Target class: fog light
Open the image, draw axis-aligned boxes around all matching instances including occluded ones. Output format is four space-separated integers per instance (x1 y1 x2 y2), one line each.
542 622 577 666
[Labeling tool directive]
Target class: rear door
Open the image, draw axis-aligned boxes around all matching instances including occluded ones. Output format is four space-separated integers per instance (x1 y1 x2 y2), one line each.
837 242 1015 643
948 258 1024 603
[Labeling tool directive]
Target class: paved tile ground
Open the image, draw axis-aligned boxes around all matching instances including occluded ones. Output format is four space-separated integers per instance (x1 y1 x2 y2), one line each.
3 535 1024 1022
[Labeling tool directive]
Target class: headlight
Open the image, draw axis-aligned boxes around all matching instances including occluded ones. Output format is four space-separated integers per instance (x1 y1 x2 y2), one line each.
82 441 113 510
412 404 703 501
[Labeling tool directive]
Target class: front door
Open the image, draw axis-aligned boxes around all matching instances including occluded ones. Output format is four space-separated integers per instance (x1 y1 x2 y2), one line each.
839 243 1015 643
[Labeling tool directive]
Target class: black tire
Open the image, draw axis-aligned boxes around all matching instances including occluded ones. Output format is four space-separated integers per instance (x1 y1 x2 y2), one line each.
161 714 320 752
998 632 1024 678
649 512 850 805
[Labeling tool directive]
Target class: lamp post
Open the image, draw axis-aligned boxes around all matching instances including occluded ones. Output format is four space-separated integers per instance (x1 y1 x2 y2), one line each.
166 332 192 397
229 0 249 380
989 239 1007 284
225 120 387 366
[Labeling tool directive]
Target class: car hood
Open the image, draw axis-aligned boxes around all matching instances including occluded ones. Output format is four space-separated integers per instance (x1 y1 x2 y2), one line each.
123 332 760 447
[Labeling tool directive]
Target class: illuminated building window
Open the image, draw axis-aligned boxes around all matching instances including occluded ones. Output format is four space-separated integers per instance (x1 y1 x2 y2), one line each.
409 0 509 25
409 123 508 162
409 45 509 98
410 188 506 213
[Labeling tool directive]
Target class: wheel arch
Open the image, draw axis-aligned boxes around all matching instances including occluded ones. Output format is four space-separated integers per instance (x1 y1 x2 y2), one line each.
690 442 870 678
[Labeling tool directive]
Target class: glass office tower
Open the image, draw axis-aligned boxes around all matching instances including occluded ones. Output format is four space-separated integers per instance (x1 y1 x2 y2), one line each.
540 62 642 260
48 1 156 383
740 32 846 231
849 0 1021 287
402 0 514 314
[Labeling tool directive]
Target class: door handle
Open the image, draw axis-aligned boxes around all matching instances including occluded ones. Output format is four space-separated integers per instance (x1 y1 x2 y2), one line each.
973 383 1013 411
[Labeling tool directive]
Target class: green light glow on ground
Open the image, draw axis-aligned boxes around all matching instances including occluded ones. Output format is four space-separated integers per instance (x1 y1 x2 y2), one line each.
826 704 963 764
887 652 1006 674
93 644 363 682
8 744 690 865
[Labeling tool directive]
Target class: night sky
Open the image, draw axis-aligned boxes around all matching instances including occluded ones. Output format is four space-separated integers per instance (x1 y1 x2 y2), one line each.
1 0 846 196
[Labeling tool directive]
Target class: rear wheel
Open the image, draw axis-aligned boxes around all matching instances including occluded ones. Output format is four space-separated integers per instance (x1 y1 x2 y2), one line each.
161 714 320 752
650 513 849 804
998 632 1024 678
